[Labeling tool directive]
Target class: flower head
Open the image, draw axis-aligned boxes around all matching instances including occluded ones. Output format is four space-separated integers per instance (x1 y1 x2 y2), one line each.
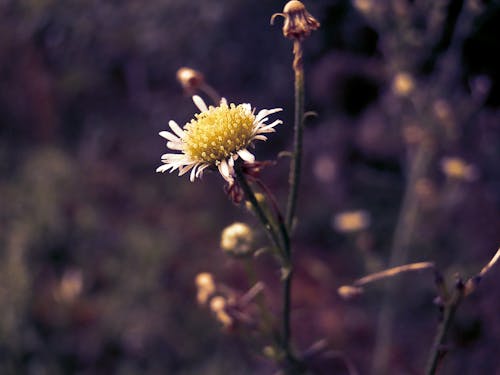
156 96 282 184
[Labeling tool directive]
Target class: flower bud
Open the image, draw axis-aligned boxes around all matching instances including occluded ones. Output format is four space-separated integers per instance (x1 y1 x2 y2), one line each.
332 210 371 233
338 285 364 299
220 222 255 258
209 296 233 328
392 72 415 96
195 272 215 305
176 67 205 93
440 157 478 181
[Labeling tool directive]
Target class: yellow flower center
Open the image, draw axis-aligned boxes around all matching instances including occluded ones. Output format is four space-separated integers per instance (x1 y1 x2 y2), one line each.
183 103 255 163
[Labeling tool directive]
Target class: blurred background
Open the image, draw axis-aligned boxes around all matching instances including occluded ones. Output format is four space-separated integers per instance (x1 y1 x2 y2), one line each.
1 0 499 374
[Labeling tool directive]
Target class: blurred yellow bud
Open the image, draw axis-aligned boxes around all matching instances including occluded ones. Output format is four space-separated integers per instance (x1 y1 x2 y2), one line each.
392 72 415 96
195 272 215 305
440 157 478 181
54 269 83 303
353 0 373 13
220 222 254 257
338 285 364 299
176 67 205 92
332 210 371 233
209 296 233 328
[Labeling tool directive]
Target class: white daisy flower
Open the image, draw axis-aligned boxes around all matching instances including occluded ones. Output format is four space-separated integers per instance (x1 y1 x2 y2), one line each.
156 95 282 184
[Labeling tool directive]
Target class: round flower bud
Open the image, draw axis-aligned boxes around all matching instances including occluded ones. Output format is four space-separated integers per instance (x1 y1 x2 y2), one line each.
220 222 255 258
176 67 205 92
392 72 415 96
209 296 233 328
332 210 371 233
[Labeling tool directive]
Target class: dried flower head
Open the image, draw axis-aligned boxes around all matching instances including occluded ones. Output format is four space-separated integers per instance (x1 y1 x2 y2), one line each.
271 1 320 41
176 67 205 93
156 95 282 184
220 222 255 257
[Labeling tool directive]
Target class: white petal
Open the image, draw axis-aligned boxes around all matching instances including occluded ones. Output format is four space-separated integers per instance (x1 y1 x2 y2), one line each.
159 131 180 142
190 165 198 182
196 164 209 178
179 164 195 176
237 149 255 162
161 153 188 161
256 107 282 122
219 159 230 178
253 135 268 141
168 120 186 139
193 95 208 112
167 141 184 151
156 165 171 173
220 97 227 106
258 120 282 133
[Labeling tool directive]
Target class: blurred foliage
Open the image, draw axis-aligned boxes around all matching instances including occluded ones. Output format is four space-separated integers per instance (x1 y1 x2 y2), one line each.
0 0 499 374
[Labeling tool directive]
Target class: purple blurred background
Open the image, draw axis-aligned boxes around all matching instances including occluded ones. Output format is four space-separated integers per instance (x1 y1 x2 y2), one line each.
1 0 499 374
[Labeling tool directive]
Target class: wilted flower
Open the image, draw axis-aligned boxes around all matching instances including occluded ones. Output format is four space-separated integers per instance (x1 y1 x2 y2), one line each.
271 1 320 41
220 222 255 257
156 95 282 184
332 210 371 233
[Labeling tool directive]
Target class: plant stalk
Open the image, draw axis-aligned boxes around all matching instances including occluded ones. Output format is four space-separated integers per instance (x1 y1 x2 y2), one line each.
425 291 463 375
286 40 305 232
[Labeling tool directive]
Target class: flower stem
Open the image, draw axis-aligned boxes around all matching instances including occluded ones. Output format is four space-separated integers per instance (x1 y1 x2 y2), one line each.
235 165 299 372
286 40 305 232
234 166 283 256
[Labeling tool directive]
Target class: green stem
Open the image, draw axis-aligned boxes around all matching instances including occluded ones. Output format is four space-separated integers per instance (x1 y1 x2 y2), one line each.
286 40 305 232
